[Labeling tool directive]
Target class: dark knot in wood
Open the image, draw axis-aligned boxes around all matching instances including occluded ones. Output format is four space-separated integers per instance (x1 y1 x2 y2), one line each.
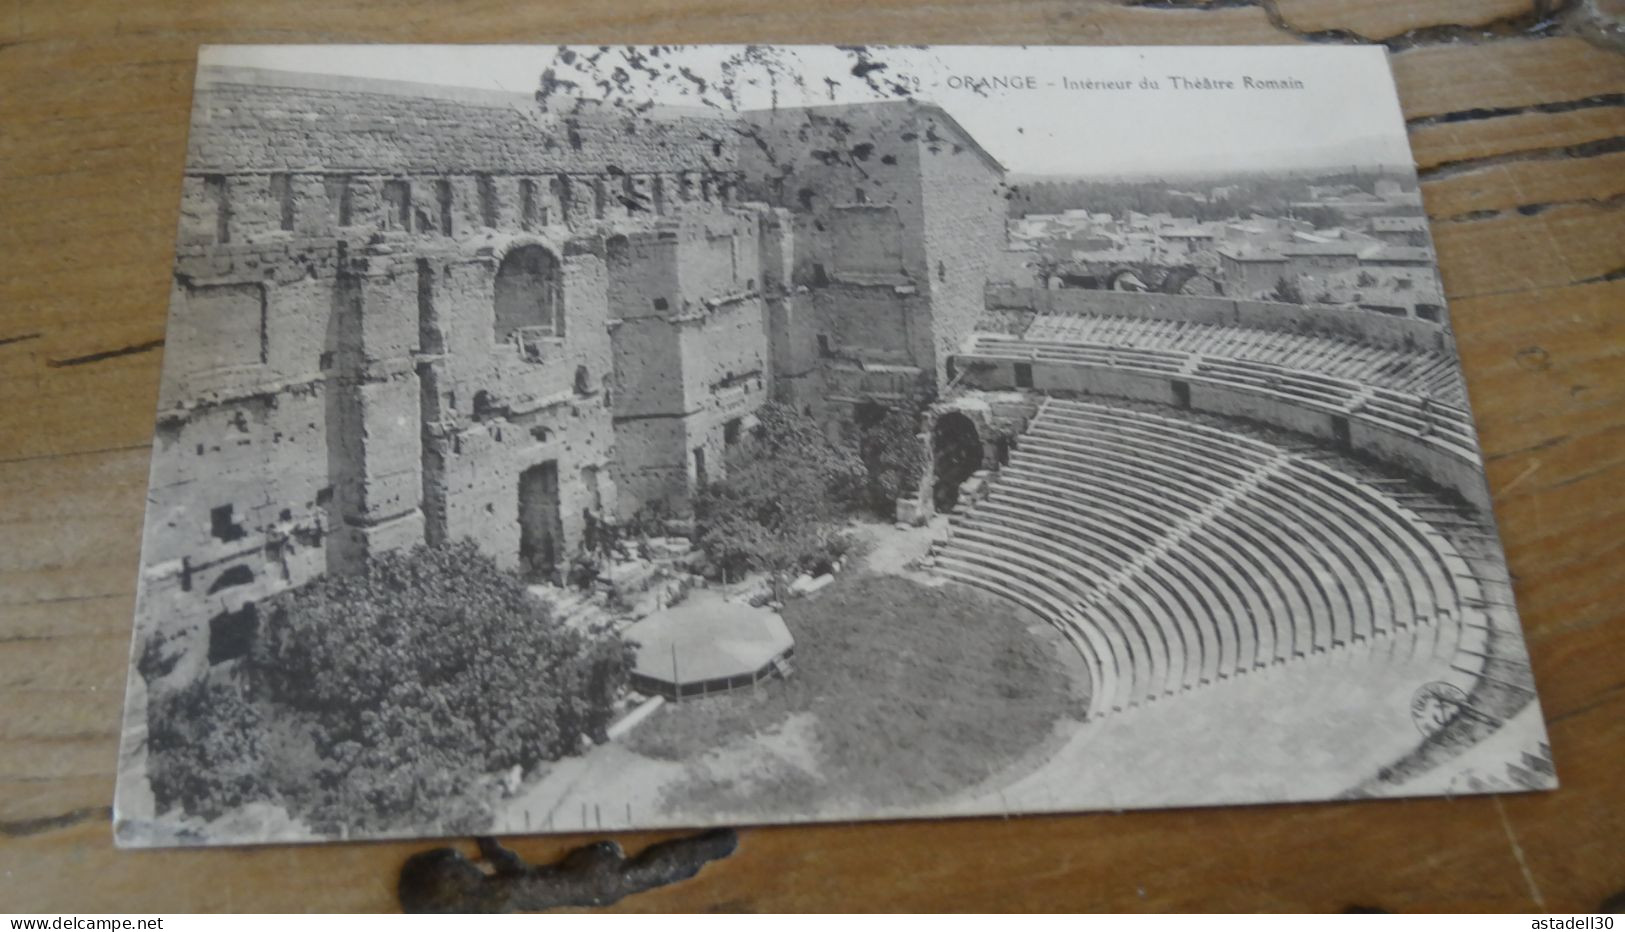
399 829 739 913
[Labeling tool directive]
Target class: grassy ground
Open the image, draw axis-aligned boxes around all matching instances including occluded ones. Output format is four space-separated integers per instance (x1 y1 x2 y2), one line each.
624 570 1083 816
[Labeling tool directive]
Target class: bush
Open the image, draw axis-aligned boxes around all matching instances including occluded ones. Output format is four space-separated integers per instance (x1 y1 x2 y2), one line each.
1269 275 1305 305
148 541 634 835
856 405 926 518
694 404 865 578
147 675 270 821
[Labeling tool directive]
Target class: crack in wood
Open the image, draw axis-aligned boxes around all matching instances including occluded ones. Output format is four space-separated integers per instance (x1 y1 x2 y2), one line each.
1436 191 1625 224
0 443 152 468
1118 0 1261 9
1543 457 1623 489
1407 93 1625 128
0 806 111 838
1441 208 1504 222
1571 264 1625 285
0 444 151 467
399 829 738 913
2 592 129 608
1418 133 1625 181
44 338 163 368
0 332 43 348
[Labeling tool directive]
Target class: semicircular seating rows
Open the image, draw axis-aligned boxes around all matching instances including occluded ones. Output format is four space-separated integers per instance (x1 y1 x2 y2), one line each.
930 399 1484 720
1023 312 1467 403
964 333 1481 464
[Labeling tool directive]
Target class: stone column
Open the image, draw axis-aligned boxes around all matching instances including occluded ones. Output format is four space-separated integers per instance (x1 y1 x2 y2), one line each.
326 242 426 571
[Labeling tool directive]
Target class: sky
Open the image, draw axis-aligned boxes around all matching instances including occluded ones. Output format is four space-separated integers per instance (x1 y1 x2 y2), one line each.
200 44 1417 178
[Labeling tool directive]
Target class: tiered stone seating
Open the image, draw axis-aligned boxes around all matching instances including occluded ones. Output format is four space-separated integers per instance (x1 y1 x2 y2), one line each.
1024 313 1465 403
965 334 1481 464
932 399 1469 719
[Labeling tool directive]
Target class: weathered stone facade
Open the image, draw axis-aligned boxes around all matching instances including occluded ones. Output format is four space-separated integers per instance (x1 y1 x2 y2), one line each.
739 102 1007 426
139 68 1008 680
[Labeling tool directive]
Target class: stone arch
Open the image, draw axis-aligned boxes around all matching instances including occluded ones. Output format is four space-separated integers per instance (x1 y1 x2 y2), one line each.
1107 267 1149 292
854 399 889 430
1158 265 1200 294
206 564 254 595
493 243 562 343
932 411 983 511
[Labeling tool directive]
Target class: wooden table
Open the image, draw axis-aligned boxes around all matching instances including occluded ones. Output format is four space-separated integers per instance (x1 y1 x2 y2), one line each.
3 0 1622 912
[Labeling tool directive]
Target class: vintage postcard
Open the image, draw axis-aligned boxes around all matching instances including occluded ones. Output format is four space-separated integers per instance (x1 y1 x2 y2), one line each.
116 44 1553 847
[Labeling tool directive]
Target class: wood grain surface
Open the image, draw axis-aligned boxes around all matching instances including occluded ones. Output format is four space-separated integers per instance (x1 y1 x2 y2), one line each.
2 0 1622 913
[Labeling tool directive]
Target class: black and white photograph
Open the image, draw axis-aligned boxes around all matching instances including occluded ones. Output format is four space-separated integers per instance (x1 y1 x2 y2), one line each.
114 43 1555 848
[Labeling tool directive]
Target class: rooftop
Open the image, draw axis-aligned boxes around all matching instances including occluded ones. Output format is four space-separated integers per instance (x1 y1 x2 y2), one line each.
1359 245 1434 263
1216 247 1289 263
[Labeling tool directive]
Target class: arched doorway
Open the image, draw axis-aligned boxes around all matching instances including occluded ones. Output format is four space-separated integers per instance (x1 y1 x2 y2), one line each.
1159 265 1200 295
519 460 563 582
494 244 562 343
854 400 888 430
932 412 983 511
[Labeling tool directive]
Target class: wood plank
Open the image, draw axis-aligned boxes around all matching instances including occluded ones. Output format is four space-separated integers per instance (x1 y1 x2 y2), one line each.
1274 0 1536 40
1 1 1290 49
1423 149 1625 221
1432 204 1625 298
1410 105 1625 172
1392 38 1625 120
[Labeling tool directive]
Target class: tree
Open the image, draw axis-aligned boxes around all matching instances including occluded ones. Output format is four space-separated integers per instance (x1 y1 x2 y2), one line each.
693 403 865 578
148 541 634 835
147 677 270 822
1269 275 1305 305
1290 205 1341 230
858 405 927 518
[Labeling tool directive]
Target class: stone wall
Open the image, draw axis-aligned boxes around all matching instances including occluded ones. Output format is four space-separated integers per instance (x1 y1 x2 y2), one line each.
1218 254 1291 299
917 119 1010 386
418 236 618 578
180 67 747 249
740 103 932 382
606 210 773 515
739 101 1007 426
138 69 1012 677
140 68 760 677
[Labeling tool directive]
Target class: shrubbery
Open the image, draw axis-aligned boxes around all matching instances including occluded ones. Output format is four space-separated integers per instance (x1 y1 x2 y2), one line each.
148 540 634 835
695 403 866 578
693 401 927 577
1269 275 1305 305
856 405 926 518
147 677 270 822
